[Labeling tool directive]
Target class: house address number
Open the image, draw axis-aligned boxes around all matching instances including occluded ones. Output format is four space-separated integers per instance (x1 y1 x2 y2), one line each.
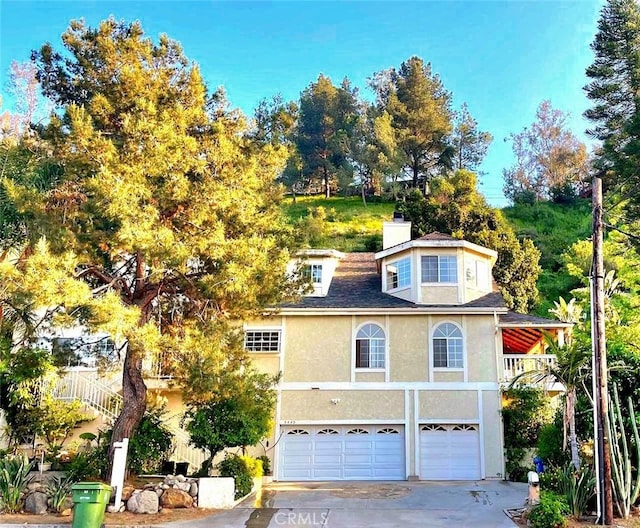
282 420 296 424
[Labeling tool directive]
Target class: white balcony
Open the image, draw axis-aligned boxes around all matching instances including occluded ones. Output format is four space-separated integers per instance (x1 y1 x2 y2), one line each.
502 354 562 389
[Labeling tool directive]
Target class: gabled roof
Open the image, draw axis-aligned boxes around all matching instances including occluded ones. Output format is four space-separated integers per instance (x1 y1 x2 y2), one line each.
279 253 507 312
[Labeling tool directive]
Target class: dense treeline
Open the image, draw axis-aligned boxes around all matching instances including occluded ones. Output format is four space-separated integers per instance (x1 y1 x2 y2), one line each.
254 56 492 200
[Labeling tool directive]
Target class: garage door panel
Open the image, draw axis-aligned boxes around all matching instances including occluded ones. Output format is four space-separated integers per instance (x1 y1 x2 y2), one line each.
281 468 312 479
279 425 405 481
313 468 342 479
420 424 481 481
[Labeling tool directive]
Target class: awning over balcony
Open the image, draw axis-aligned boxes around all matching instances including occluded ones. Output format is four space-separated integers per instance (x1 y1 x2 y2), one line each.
498 312 573 354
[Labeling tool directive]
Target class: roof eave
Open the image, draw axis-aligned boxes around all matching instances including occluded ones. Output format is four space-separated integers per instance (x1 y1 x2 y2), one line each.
374 239 498 260
271 306 510 316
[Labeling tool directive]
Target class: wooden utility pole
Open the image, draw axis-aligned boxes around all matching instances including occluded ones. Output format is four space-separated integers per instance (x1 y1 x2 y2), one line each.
592 175 614 525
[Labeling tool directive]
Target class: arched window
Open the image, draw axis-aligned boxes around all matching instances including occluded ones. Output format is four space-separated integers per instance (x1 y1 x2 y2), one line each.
355 323 385 368
432 322 463 368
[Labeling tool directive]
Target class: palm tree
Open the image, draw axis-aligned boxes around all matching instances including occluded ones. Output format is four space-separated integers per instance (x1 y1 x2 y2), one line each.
510 333 591 469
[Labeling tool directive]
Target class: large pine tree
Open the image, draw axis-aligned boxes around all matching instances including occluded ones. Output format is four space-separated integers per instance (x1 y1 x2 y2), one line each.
584 0 640 201
4 18 297 475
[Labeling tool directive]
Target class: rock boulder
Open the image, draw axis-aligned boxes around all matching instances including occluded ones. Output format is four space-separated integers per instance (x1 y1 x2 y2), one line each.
160 488 193 509
24 491 48 514
126 489 159 514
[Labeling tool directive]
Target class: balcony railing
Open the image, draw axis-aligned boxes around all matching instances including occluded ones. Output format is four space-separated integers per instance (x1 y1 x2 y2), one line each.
142 351 174 380
502 354 558 385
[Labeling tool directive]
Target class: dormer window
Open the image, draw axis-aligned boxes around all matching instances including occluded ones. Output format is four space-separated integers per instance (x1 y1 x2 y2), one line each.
304 264 323 285
421 256 457 283
387 257 411 290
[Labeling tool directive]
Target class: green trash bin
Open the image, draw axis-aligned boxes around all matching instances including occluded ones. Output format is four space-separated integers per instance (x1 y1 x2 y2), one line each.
71 482 112 528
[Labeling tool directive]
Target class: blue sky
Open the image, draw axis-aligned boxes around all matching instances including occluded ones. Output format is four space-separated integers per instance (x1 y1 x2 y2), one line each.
1 1 602 206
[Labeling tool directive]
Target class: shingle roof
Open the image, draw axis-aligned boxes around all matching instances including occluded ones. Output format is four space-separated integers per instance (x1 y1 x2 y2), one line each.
499 312 572 326
280 253 507 310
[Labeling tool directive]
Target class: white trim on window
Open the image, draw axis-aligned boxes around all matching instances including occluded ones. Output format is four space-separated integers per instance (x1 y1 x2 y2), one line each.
304 263 323 285
430 321 465 371
386 257 411 291
244 328 282 353
353 321 388 372
421 255 458 284
354 321 387 371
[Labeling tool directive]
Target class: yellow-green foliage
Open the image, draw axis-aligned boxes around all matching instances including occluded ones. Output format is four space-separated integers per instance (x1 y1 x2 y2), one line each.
283 196 395 251
1 18 302 459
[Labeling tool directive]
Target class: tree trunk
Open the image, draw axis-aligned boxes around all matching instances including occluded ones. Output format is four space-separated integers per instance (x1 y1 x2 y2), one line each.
568 389 580 470
412 164 419 189
361 180 367 207
106 341 147 480
323 167 330 198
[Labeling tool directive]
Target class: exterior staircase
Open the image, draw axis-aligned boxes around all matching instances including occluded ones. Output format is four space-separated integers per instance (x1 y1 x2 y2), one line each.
53 369 206 471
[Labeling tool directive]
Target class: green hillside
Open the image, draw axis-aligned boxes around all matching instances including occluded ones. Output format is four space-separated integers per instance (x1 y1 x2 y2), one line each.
502 200 592 316
283 195 593 314
283 196 396 252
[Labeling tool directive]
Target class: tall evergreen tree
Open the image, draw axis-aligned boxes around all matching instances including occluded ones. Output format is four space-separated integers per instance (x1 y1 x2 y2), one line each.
450 103 492 173
295 75 359 198
584 0 640 199
4 18 298 475
370 56 454 189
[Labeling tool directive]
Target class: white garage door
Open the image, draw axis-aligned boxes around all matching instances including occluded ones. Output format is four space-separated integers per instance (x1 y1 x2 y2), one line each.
420 424 481 480
279 425 405 481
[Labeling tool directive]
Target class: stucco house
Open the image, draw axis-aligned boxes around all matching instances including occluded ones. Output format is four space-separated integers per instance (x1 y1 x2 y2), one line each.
244 216 570 481
46 215 569 481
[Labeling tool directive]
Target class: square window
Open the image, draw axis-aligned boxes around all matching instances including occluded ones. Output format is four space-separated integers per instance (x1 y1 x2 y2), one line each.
421 256 457 283
244 330 281 352
304 264 323 284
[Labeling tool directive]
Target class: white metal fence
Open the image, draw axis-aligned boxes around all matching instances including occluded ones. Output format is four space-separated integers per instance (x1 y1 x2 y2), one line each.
53 370 205 470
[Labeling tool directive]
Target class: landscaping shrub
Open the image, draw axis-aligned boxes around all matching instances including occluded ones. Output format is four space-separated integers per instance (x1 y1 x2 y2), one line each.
256 455 271 476
217 454 263 499
240 455 263 478
537 420 568 469
558 463 595 519
127 408 174 475
502 387 552 480
526 491 569 528
45 474 75 513
65 448 107 481
539 466 564 495
0 455 33 513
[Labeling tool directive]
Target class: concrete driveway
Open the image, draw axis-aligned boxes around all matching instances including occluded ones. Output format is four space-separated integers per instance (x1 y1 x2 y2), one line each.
163 480 526 528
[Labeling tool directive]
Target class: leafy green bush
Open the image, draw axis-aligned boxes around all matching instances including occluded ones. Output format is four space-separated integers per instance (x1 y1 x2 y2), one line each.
256 455 271 476
65 448 108 481
502 387 552 480
537 419 569 469
0 455 33 513
539 466 564 495
526 491 569 528
218 454 254 499
240 455 263 478
558 464 595 518
184 371 277 474
127 407 174 475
